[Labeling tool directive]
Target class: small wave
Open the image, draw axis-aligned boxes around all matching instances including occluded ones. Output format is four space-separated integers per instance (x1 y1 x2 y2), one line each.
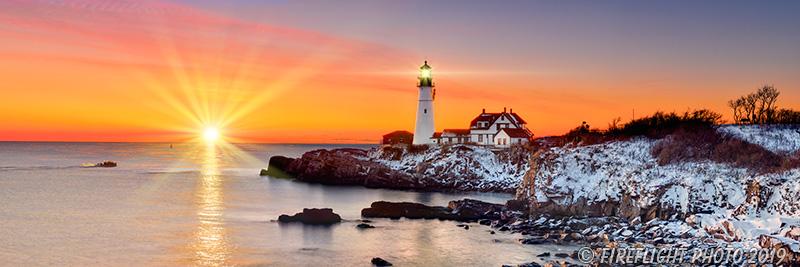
143 168 261 176
143 169 200 174
0 165 83 172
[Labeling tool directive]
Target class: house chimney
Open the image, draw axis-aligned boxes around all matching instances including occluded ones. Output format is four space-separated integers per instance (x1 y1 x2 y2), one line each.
510 108 513 113
482 108 485 114
503 107 507 113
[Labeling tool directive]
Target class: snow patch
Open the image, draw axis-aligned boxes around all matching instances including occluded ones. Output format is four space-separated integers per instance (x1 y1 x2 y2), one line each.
717 124 800 154
362 145 529 192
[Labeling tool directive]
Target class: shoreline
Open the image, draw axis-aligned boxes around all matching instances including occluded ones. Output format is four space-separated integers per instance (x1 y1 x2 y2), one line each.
262 124 800 265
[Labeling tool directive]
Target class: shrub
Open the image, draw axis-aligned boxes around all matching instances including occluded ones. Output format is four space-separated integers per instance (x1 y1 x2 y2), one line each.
651 126 720 165
563 121 611 145
606 110 721 138
650 126 794 173
563 109 722 147
711 136 783 172
776 109 800 124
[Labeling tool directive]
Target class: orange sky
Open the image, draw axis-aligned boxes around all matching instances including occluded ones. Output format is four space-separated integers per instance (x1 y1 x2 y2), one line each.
0 0 798 143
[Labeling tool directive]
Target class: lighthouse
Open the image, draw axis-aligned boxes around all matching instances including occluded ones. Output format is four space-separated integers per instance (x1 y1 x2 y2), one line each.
413 61 435 144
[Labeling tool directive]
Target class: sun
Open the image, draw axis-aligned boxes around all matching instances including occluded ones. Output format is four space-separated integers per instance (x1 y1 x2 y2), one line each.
202 127 220 143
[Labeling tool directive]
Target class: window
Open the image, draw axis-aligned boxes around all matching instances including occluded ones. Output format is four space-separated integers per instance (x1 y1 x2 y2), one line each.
424 109 427 114
478 135 483 142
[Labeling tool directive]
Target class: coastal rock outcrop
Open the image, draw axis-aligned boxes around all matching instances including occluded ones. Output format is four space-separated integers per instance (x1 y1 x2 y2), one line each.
260 155 295 178
283 148 420 190
277 208 342 225
262 144 529 193
514 125 800 247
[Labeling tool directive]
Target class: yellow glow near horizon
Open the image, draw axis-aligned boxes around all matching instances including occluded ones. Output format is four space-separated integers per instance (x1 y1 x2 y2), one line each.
203 127 220 143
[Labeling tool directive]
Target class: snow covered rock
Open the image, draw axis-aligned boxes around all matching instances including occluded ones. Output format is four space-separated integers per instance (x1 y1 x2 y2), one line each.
266 144 529 193
517 127 800 244
366 144 529 192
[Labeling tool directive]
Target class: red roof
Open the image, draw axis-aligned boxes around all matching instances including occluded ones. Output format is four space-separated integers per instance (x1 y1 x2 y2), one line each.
382 130 413 138
509 113 527 124
470 113 502 129
469 111 527 129
442 129 471 135
499 128 532 138
432 132 442 138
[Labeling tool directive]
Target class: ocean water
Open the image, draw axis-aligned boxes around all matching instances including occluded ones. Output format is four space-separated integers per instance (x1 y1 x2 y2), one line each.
0 142 566 266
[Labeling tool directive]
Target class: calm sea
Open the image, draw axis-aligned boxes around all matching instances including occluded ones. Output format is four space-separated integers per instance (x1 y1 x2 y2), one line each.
0 142 564 266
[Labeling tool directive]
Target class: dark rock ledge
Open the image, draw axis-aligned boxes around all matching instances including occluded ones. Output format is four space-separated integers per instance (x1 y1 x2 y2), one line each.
361 199 511 222
260 148 516 193
277 208 342 225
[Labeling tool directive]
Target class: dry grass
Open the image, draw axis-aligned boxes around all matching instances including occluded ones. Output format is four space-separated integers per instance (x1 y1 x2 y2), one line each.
651 126 798 173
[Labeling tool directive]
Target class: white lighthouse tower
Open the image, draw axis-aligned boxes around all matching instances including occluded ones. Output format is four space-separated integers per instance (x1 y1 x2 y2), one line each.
413 61 435 144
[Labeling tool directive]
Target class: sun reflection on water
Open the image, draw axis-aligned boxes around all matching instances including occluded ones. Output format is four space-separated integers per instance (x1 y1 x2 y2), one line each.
193 143 231 266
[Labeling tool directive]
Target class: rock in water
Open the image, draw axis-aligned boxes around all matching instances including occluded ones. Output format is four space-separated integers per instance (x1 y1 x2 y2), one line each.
261 156 295 178
277 208 341 225
361 201 456 220
356 223 375 229
97 161 117 167
371 257 393 266
82 161 117 168
448 198 506 220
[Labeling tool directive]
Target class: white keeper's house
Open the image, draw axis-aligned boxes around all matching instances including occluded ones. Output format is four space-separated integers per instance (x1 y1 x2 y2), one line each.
402 61 533 148
432 107 533 147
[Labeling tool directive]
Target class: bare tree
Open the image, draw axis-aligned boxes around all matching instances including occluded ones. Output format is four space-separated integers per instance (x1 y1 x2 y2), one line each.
728 98 744 123
728 85 780 124
754 85 779 123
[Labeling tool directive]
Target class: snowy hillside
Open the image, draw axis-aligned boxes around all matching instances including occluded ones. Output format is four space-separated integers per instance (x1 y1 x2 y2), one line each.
718 124 800 154
518 125 800 245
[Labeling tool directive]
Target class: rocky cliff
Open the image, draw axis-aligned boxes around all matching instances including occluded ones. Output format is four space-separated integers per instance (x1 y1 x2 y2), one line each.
516 125 800 245
263 144 530 193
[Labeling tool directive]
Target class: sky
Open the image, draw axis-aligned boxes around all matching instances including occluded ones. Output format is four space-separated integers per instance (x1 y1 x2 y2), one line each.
0 0 798 143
